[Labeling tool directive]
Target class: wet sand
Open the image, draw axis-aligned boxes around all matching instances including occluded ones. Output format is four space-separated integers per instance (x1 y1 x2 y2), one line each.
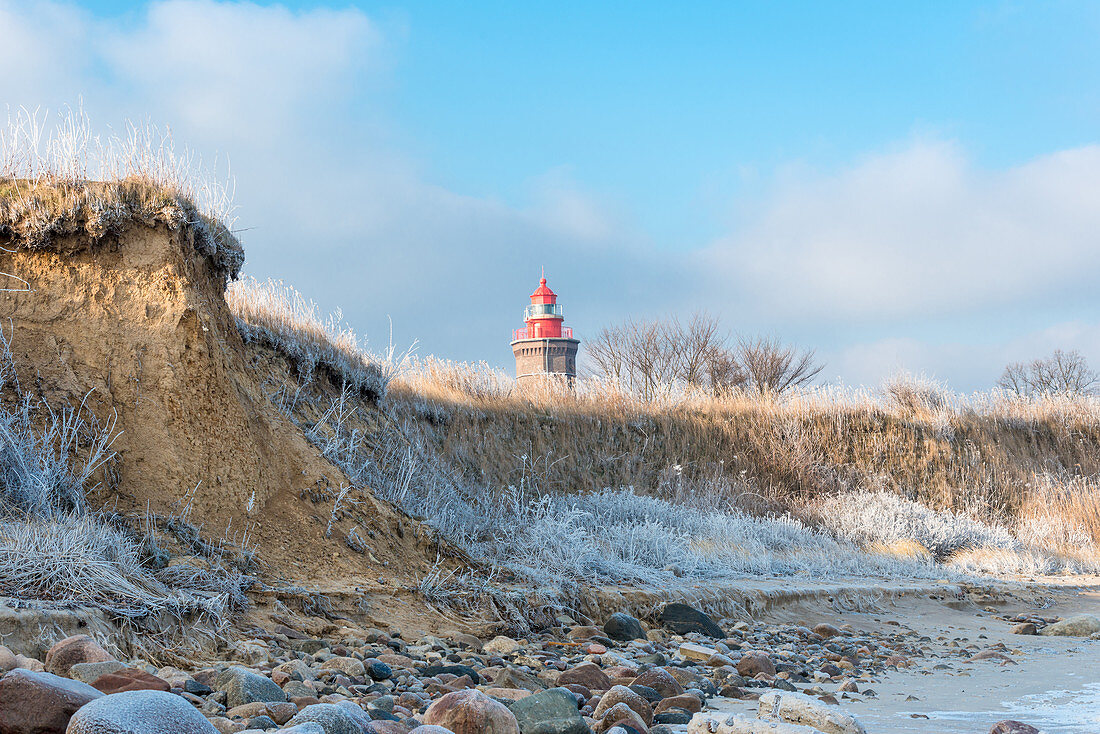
703 579 1100 733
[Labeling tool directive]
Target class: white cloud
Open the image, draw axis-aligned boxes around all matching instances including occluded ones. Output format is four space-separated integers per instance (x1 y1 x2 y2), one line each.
701 140 1100 324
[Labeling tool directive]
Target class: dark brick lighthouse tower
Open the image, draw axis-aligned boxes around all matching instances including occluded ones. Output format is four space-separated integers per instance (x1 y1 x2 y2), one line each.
511 275 580 386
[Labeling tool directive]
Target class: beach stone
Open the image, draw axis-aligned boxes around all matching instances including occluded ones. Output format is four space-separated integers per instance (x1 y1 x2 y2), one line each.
281 726 326 734
0 646 15 673
321 657 366 677
1010 623 1037 635
653 711 691 726
0 668 103 734
736 652 776 678
508 687 589 734
630 669 682 699
274 659 315 681
603 614 645 642
287 704 368 734
557 663 610 692
989 722 1040 734
813 624 842 639
208 717 242 734
91 668 171 694
423 689 520 734
1039 614 1100 637
593 686 652 725
653 696 700 716
66 689 218 734
364 722 412 734
283 680 316 698
408 727 456 734
215 666 288 708
366 660 393 681
44 634 114 677
485 637 522 656
422 665 482 684
596 703 647 734
69 660 126 685
657 604 723 639
16 655 46 673
247 715 277 730
484 667 546 692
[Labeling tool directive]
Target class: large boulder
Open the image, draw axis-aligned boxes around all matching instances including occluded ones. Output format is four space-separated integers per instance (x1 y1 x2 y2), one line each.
44 635 114 678
556 663 610 692
287 703 370 734
508 687 589 734
65 690 218 734
0 668 103 734
214 666 287 708
1039 614 1100 637
603 614 645 642
657 604 723 639
423 689 520 734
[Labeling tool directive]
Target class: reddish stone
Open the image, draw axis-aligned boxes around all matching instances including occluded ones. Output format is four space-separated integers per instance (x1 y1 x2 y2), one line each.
92 668 171 694
593 685 653 725
0 668 103 734
557 662 611 691
654 695 701 715
44 635 114 678
630 668 683 698
423 689 519 734
736 652 776 678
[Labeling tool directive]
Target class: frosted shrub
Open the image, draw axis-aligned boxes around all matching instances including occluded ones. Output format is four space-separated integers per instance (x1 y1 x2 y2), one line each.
817 491 1018 561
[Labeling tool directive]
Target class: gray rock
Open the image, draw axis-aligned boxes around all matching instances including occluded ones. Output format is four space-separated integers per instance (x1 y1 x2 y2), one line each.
1039 614 1100 637
321 657 366 677
603 614 645 642
658 603 723 639
248 714 277 729
508 687 589 734
288 703 371 734
66 689 218 734
283 680 315 698
69 660 126 685
282 725 327 734
215 666 287 708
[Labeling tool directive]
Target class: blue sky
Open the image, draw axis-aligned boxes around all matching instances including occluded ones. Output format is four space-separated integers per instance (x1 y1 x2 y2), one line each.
3 1 1100 390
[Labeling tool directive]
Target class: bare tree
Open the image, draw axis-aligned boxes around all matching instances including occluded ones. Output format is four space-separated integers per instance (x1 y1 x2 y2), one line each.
736 336 824 395
998 349 1099 397
586 312 738 399
586 314 818 398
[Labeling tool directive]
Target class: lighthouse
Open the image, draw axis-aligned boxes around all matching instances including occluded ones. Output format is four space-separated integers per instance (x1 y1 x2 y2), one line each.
511 275 580 386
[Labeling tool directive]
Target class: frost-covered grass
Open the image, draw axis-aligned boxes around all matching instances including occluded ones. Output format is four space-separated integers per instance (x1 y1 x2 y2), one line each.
0 106 241 282
227 277 393 401
815 490 1100 575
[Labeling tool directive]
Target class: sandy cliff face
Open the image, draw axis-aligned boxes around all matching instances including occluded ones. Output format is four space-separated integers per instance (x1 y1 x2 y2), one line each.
0 221 435 585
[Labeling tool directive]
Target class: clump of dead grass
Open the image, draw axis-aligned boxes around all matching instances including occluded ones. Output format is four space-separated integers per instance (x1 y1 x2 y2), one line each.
0 106 242 283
